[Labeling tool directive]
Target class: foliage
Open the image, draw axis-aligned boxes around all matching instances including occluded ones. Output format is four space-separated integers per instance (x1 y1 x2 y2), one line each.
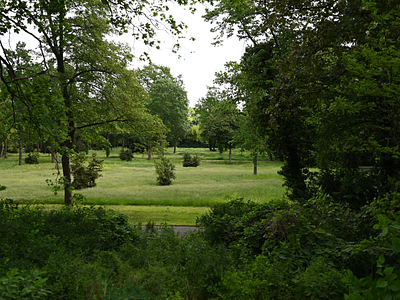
0 269 50 300
182 152 200 167
119 149 134 161
295 257 348 300
24 152 39 164
196 91 243 152
345 215 400 300
202 0 400 205
154 157 176 186
0 0 191 205
148 78 189 148
71 153 104 190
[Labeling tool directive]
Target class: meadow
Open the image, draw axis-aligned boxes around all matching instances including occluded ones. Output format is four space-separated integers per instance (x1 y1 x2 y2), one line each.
0 147 285 225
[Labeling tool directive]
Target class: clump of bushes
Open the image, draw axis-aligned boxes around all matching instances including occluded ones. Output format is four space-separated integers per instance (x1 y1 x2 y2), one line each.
155 157 176 186
119 149 134 161
71 152 103 190
183 153 200 167
24 152 39 164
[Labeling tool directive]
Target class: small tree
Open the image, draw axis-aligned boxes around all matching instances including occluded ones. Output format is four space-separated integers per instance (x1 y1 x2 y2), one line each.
119 149 134 161
183 153 201 167
71 153 104 190
155 157 176 186
24 152 39 164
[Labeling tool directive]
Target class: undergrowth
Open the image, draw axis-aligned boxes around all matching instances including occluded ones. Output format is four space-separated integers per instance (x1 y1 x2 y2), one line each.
1 194 399 299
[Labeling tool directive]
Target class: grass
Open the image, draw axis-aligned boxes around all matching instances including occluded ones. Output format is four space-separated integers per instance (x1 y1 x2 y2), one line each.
0 147 285 225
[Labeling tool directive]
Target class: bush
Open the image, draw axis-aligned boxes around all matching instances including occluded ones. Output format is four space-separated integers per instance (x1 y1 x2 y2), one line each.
296 257 348 300
25 152 39 164
0 269 51 300
119 149 134 161
155 157 176 186
182 153 200 167
71 153 103 190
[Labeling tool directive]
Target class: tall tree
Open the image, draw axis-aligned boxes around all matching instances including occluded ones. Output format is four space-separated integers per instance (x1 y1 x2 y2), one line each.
197 88 243 158
204 0 400 204
0 0 191 205
148 78 189 153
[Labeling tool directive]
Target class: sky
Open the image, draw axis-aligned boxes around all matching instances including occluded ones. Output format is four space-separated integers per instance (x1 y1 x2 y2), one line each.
125 3 248 107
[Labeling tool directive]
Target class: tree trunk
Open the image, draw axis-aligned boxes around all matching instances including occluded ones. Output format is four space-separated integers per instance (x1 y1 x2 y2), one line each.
122 137 125 151
4 142 8 158
253 152 258 175
106 133 110 158
148 145 152 160
0 142 4 158
19 137 22 166
174 144 177 153
62 153 73 206
229 147 232 163
55 153 59 170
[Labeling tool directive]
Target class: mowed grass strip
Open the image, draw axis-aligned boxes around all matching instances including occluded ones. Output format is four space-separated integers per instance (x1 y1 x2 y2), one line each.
0 148 285 207
43 204 210 226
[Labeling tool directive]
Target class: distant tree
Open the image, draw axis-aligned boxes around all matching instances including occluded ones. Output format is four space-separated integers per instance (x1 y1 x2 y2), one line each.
148 78 189 153
197 90 243 161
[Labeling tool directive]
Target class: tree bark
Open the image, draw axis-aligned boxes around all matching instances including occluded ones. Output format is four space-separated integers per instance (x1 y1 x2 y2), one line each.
19 136 22 166
1 141 5 158
229 147 232 163
253 152 258 175
62 153 73 206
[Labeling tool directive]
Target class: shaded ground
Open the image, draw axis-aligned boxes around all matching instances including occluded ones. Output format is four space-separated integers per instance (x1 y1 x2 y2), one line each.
143 226 200 236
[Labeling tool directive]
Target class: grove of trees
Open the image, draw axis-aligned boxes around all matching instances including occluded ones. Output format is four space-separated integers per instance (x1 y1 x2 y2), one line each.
0 0 192 205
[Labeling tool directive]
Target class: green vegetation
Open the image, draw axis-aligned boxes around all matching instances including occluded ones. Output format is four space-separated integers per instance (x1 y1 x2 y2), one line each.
1 195 398 299
0 148 284 225
0 148 283 206
2 0 400 298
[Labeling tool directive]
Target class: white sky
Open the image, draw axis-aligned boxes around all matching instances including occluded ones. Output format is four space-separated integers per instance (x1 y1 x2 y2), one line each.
125 3 248 107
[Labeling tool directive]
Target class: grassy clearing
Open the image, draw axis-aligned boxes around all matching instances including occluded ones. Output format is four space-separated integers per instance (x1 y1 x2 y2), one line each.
0 147 285 225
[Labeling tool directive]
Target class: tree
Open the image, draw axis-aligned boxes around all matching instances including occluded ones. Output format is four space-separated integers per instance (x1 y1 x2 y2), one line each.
148 78 189 153
0 0 191 205
197 89 243 160
137 64 184 93
203 0 400 204
212 46 277 172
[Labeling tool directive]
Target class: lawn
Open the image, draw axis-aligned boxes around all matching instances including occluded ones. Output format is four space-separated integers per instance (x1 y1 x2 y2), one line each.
0 147 285 225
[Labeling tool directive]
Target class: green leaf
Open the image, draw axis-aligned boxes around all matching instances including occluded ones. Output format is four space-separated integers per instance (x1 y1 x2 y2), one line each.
376 278 388 288
392 238 400 253
391 216 400 230
388 280 400 292
378 254 386 267
384 267 395 275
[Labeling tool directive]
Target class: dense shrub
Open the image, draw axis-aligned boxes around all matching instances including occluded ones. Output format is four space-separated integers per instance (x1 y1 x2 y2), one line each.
155 157 176 186
119 149 134 161
344 215 400 300
71 152 103 190
183 153 200 167
0 269 51 300
24 152 39 164
2 194 398 299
